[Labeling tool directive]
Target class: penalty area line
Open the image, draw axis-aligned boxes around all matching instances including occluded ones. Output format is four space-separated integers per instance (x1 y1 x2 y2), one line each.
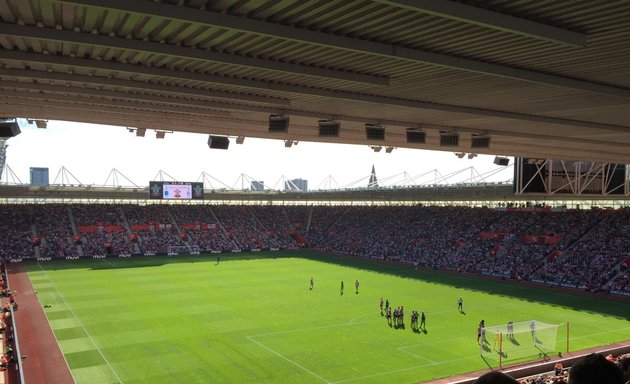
396 346 437 364
331 355 478 384
247 335 332 384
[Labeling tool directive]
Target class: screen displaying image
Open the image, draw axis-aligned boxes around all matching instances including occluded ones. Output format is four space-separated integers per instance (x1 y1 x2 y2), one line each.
149 181 203 200
163 183 192 199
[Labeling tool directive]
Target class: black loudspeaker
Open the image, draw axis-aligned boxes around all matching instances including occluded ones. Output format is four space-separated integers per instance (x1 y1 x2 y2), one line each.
0 120 21 137
269 115 289 133
406 129 425 144
208 135 230 150
318 120 340 137
365 124 385 140
440 132 459 146
494 156 510 166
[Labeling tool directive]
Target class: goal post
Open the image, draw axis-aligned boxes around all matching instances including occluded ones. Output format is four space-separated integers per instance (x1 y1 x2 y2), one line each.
480 320 565 365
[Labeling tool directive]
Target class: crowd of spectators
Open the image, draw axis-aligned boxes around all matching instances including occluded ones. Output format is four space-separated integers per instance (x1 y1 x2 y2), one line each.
71 204 132 256
0 205 34 259
121 205 181 254
34 204 79 258
531 209 630 291
1 204 629 296
284 205 310 233
306 205 629 295
608 263 630 294
0 264 16 373
249 205 291 249
456 210 604 281
211 205 266 250
122 204 172 227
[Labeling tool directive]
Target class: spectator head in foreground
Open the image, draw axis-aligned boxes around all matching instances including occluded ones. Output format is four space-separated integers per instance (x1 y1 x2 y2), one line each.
618 356 630 383
568 353 624 384
473 371 518 384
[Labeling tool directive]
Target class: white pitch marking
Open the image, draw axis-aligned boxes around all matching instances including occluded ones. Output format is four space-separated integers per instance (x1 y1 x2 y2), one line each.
331 355 477 384
248 319 478 384
37 263 124 383
247 336 332 384
396 346 437 364
348 313 372 324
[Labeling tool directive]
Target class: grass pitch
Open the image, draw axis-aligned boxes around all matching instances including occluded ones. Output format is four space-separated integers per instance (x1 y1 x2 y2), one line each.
26 252 630 384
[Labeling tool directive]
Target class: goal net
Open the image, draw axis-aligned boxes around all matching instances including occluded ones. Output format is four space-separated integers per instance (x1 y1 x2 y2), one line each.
480 320 561 364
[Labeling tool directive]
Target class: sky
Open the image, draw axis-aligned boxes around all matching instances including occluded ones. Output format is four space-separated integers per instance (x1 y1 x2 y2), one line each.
3 120 513 190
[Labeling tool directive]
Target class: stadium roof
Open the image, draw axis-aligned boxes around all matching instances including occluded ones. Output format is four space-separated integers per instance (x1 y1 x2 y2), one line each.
1 0 630 163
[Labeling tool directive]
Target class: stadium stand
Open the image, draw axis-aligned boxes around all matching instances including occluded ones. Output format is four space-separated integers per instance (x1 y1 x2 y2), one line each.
0 205 33 260
121 205 183 254
34 205 79 259
1 204 630 297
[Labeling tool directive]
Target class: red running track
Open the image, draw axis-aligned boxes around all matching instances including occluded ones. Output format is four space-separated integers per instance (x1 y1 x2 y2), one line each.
7 263 74 384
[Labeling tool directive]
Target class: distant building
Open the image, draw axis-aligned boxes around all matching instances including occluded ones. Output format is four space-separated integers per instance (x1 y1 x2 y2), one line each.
368 165 379 188
251 180 264 191
30 167 49 186
285 178 308 192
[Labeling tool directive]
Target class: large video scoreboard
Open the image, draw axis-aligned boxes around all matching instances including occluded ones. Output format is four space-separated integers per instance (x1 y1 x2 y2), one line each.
149 181 204 200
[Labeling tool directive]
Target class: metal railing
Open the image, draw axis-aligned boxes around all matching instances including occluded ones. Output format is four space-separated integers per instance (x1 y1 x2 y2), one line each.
3 263 25 384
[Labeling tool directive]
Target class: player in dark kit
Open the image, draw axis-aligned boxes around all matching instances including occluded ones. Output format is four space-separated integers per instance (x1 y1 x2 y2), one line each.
420 311 426 330
310 277 314 290
340 280 344 295
385 299 389 311
379 298 384 312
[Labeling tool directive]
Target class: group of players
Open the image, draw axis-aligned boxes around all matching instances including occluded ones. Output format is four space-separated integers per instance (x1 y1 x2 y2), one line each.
309 277 429 332
308 280 534 347
379 298 426 331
